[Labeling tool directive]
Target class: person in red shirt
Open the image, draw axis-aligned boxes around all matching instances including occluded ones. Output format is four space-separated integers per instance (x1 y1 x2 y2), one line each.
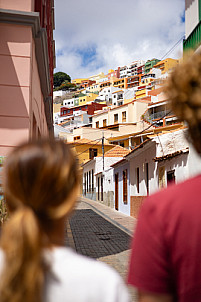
128 52 201 302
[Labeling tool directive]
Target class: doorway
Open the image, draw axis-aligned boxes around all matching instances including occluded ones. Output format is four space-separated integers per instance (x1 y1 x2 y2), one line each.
115 173 119 211
167 170 175 185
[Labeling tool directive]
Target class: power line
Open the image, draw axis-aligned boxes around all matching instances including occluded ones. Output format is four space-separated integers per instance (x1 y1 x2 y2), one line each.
161 35 185 60
77 138 103 156
75 110 173 157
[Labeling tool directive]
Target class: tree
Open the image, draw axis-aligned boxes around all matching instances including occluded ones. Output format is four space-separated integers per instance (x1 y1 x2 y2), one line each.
53 72 71 88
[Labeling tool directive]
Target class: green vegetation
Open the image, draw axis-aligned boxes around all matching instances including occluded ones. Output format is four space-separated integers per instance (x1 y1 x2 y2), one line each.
53 72 71 88
53 72 79 91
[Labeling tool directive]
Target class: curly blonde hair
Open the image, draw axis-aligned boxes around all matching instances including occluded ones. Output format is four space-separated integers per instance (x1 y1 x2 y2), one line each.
165 51 201 154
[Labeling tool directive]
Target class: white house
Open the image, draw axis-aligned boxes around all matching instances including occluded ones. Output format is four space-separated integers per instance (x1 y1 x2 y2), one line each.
63 98 75 107
113 129 193 218
82 146 130 208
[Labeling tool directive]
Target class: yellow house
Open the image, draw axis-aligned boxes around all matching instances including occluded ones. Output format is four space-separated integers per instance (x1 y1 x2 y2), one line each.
113 78 125 89
153 58 179 74
87 83 100 93
78 93 98 105
68 138 115 166
135 87 147 99
72 78 88 85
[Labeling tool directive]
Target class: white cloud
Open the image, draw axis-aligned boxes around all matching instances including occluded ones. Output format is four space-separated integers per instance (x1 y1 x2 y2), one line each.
54 0 185 79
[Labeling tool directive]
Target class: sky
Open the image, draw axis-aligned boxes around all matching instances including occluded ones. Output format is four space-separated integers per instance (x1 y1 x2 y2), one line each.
54 0 185 80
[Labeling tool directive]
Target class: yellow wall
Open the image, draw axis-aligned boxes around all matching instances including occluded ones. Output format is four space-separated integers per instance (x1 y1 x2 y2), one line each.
87 84 100 93
53 103 61 114
113 78 125 89
72 78 88 85
135 88 146 99
154 58 179 74
78 93 98 105
69 143 114 165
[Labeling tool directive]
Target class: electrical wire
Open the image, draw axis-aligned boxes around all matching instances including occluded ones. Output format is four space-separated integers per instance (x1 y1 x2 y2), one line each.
76 138 103 156
160 35 185 60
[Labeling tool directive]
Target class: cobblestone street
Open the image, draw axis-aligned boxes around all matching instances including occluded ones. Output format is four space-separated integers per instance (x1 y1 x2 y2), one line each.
66 197 138 301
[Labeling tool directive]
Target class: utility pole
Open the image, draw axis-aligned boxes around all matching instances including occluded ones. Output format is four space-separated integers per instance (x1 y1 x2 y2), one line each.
102 131 104 171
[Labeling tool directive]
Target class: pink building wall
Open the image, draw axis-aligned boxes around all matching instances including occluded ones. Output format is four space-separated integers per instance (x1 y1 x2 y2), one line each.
0 0 54 156
0 0 35 12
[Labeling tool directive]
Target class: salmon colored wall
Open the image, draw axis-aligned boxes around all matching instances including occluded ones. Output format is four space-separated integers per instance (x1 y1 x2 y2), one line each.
0 22 48 156
0 24 31 155
0 0 34 12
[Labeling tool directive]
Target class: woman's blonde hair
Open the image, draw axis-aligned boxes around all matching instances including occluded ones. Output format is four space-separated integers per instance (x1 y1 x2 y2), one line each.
0 139 80 302
165 51 201 154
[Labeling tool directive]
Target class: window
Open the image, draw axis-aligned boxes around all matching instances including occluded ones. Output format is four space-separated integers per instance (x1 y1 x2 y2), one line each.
74 136 81 141
98 177 100 200
145 163 149 195
114 95 116 98
103 119 107 127
122 111 126 122
89 170 91 193
96 121 99 128
101 176 103 201
92 169 94 192
89 148 97 159
85 105 87 109
114 114 118 123
84 173 86 195
120 142 124 147
123 169 128 203
87 172 89 193
63 110 67 115
136 167 140 193
68 110 70 113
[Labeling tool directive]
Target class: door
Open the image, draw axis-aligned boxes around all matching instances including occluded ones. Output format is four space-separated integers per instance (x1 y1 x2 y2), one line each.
115 173 119 211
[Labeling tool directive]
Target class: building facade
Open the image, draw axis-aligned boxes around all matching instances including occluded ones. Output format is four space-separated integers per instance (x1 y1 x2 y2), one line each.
0 0 55 158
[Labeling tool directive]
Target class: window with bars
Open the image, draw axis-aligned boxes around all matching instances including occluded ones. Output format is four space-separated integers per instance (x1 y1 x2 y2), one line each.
122 111 126 122
89 148 97 159
92 169 94 192
103 119 107 127
136 167 140 193
114 114 118 123
96 121 99 128
123 169 128 203
89 170 91 193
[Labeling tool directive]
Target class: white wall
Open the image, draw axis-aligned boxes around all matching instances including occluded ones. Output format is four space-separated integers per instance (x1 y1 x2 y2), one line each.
129 142 158 197
63 98 74 107
185 0 199 38
113 161 130 216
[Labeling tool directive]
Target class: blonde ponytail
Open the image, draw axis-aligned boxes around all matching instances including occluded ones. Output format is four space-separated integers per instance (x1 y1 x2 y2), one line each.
0 207 47 302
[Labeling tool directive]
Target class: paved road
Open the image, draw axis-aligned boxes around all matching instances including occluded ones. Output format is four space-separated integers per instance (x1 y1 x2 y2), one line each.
66 198 137 301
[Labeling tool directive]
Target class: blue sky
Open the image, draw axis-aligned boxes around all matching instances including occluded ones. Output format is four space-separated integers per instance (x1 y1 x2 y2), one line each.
54 0 185 79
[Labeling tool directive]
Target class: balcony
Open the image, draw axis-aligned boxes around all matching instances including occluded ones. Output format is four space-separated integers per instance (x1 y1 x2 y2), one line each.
144 108 174 126
183 21 201 51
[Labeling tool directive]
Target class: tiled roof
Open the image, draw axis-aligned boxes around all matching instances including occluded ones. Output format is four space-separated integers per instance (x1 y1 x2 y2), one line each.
99 145 130 157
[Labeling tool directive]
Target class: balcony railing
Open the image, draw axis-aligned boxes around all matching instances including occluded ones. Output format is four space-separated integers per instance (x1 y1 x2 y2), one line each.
183 21 201 51
144 110 173 126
